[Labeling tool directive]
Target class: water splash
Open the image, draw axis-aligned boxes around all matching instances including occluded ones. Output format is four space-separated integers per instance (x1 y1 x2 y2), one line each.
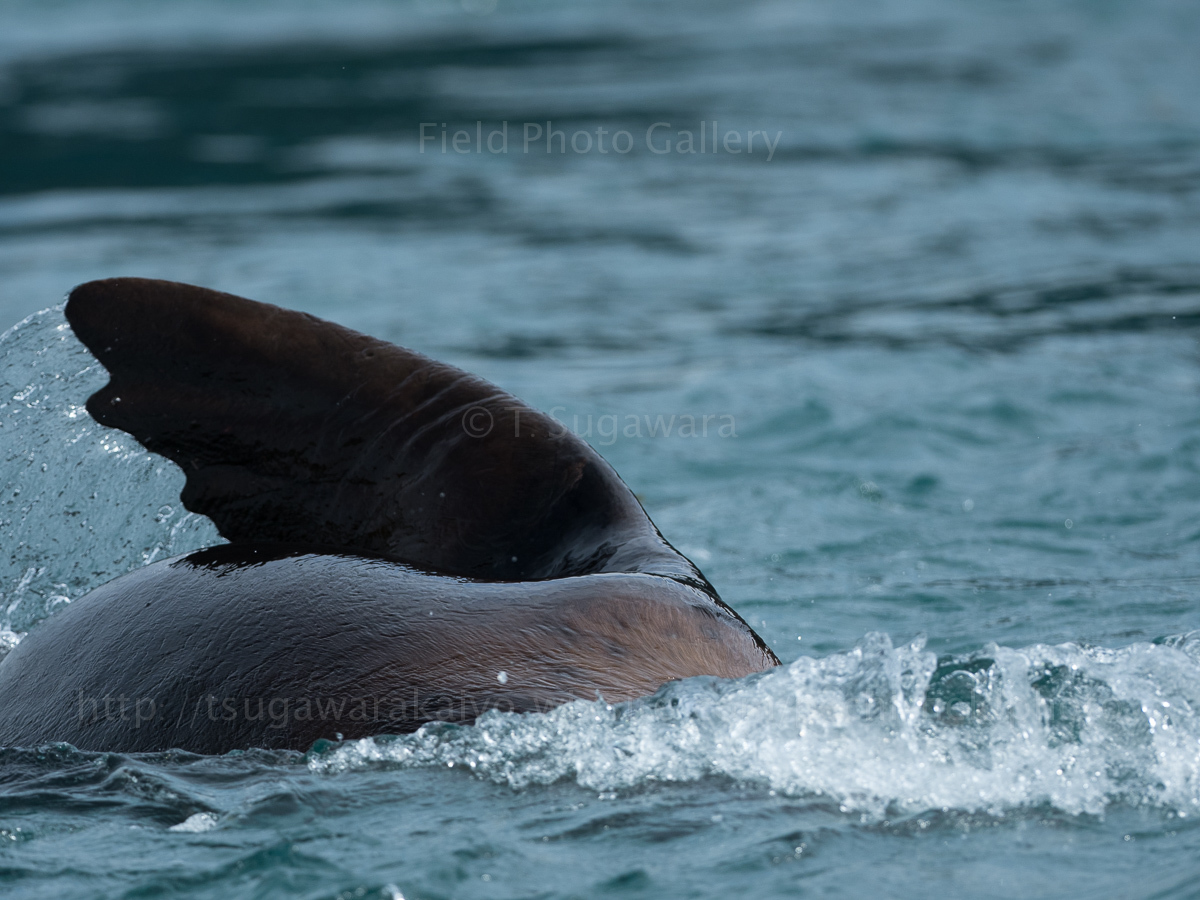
8 305 1200 822
311 632 1200 820
169 812 220 833
0 306 218 642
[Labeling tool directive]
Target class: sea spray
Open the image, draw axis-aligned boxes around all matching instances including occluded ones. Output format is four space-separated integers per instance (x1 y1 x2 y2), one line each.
310 632 1200 820
0 308 218 638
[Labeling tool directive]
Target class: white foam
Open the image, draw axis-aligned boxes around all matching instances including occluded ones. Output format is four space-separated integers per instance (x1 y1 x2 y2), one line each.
0 628 22 661
311 632 1200 819
168 812 219 833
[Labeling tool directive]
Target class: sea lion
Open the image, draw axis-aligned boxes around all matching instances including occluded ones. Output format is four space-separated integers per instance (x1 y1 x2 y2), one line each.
0 278 778 753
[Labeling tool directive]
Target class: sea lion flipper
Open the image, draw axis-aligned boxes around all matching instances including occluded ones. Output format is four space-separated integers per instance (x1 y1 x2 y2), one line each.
65 278 702 584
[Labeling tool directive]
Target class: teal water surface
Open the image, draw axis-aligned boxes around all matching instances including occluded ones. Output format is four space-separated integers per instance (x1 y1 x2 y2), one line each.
3 0 1200 897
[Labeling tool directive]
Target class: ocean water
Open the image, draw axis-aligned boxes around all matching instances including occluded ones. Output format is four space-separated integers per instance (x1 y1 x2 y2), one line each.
3 0 1200 896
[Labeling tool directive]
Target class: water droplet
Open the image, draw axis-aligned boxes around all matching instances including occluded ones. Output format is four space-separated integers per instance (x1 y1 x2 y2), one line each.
1064 519 1073 529
497 670 508 684
962 498 974 512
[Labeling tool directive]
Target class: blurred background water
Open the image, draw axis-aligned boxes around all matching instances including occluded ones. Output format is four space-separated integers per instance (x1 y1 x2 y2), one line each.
2 0 1200 897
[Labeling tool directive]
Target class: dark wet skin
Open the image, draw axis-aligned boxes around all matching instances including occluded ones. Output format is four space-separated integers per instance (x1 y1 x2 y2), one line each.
0 279 777 753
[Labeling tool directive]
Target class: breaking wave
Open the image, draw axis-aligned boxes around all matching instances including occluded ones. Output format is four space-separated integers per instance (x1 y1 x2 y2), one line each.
311 632 1200 820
